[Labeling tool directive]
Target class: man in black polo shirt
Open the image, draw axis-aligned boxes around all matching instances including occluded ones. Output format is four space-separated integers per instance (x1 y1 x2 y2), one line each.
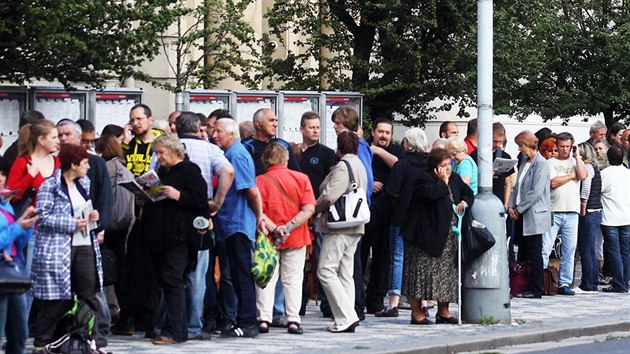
363 118 404 314
241 108 300 176
296 112 336 316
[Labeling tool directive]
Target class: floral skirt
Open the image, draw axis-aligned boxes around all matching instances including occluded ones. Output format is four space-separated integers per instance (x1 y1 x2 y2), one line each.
402 227 459 303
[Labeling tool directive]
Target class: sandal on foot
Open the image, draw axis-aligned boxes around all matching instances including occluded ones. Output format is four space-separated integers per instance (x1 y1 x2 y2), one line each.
258 321 270 333
287 321 303 334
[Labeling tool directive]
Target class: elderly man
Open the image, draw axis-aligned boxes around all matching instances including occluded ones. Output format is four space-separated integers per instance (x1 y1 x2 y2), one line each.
241 108 300 176
56 119 113 347
212 118 263 338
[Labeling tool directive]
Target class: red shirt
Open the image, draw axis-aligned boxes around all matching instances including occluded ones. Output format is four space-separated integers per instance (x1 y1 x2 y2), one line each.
7 155 61 206
464 137 477 155
256 165 316 249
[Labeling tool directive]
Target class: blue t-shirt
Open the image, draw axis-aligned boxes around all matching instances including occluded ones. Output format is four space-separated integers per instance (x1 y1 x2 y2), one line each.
454 155 478 195
215 142 257 242
357 138 374 205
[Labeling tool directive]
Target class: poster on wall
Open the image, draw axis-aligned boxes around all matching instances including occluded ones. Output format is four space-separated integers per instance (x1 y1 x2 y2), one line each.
94 93 140 135
235 95 275 124
34 92 85 124
189 95 229 117
281 96 319 144
0 91 26 154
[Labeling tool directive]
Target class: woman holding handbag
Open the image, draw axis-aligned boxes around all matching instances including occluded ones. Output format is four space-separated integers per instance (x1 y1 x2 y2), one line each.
315 131 368 333
255 142 315 335
0 168 39 354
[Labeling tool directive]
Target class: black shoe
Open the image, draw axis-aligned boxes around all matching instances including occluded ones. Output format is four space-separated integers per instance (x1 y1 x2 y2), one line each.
110 323 135 336
602 286 627 293
201 322 217 334
515 291 542 299
435 314 458 324
327 321 359 333
221 324 259 338
365 304 384 314
410 317 434 325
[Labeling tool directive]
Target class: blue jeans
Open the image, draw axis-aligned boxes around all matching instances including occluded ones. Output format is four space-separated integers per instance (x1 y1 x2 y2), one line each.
186 249 209 337
388 225 404 296
578 211 602 291
204 239 237 327
225 233 256 327
0 293 28 354
312 218 330 313
273 280 285 319
544 212 578 287
600 224 630 291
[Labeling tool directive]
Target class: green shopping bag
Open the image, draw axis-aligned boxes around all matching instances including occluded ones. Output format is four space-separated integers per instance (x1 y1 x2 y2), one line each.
251 230 278 289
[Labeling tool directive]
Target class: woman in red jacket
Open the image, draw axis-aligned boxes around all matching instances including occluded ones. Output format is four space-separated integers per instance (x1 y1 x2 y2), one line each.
7 119 61 207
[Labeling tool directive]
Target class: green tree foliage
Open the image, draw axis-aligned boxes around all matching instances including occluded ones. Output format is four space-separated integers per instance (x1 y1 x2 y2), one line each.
494 0 630 126
260 0 478 126
136 0 258 92
0 0 178 88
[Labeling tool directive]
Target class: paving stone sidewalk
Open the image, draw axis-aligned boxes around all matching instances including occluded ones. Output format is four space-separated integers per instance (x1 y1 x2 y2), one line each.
28 289 629 354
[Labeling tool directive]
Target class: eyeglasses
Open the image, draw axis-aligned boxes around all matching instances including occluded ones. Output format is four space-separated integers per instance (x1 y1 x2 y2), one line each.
546 149 558 153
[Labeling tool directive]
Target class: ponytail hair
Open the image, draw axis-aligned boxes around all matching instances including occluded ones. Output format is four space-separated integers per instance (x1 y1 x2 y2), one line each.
17 119 56 157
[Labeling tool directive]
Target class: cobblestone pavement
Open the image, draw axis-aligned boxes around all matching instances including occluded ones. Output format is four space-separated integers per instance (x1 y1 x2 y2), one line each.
26 287 630 354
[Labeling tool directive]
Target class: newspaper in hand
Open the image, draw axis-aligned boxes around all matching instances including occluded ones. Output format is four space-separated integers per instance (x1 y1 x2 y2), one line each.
493 157 518 174
80 200 99 238
118 170 167 202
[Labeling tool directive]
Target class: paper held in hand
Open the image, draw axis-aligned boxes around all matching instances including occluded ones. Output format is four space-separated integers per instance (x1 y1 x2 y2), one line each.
80 200 98 238
118 170 166 202
493 158 518 174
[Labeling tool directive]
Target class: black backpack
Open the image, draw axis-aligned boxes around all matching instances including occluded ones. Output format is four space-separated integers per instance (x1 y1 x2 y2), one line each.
43 329 105 354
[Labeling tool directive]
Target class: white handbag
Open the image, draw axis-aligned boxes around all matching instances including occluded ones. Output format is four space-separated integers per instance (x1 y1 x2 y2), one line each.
326 160 371 228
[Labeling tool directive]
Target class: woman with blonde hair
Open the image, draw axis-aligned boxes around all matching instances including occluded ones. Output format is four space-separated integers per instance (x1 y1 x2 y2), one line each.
576 142 602 292
446 137 478 195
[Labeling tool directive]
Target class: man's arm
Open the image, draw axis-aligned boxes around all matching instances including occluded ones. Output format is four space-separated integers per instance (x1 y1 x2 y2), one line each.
209 164 234 214
370 145 398 168
574 156 587 180
550 171 577 189
245 186 263 228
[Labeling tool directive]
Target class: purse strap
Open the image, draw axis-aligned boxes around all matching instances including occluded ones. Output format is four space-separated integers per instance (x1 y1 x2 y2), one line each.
340 159 358 192
263 174 300 210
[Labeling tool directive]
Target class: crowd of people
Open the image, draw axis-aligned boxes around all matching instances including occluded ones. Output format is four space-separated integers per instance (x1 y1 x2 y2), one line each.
0 105 628 353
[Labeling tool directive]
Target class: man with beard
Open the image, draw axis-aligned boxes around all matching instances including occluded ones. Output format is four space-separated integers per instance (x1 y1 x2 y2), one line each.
363 118 404 314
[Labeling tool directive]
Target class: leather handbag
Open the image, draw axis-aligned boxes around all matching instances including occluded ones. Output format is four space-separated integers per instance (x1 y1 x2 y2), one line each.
509 260 531 296
0 257 31 294
543 266 559 296
326 160 370 229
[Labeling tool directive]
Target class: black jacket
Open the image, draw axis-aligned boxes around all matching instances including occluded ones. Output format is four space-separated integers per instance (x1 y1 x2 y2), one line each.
402 169 474 257
385 151 427 226
142 160 209 248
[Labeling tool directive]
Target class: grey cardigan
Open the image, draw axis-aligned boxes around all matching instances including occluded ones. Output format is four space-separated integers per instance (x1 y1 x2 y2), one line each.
315 154 368 235
509 152 552 236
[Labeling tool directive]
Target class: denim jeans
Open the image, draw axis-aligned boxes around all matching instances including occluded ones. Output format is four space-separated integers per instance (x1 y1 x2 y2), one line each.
0 292 28 354
204 239 237 328
186 249 209 337
578 211 602 291
600 224 630 291
273 281 286 319
544 212 578 287
225 233 256 328
312 218 330 314
388 225 404 296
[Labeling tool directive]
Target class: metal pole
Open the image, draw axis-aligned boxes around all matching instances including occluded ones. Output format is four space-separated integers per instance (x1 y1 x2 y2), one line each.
462 0 511 325
175 91 184 112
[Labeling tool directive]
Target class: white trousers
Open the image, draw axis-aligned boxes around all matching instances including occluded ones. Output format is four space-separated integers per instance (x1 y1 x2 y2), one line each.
255 246 306 324
317 233 361 326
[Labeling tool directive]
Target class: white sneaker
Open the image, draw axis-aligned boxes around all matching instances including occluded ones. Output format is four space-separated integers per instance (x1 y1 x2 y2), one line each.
573 287 598 295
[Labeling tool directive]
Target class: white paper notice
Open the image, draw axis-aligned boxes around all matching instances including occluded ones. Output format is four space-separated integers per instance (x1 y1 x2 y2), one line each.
95 99 137 135
236 99 272 124
282 99 315 144
190 101 226 116
35 98 82 124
